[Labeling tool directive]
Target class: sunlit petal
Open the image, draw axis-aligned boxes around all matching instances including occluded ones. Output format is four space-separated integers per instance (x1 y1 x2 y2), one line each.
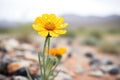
50 31 59 37
32 24 45 31
38 31 48 37
56 17 64 25
41 14 49 23
54 30 67 34
49 14 56 23
56 23 68 29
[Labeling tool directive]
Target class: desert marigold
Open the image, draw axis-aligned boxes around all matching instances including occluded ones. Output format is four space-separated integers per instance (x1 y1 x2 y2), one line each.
49 47 67 56
33 14 68 37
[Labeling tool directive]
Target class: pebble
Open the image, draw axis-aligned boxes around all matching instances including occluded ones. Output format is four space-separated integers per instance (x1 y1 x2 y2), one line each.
85 52 93 59
24 52 38 62
55 77 64 80
0 74 7 80
100 65 115 73
67 52 72 58
102 60 113 65
20 43 35 51
56 66 68 72
75 66 85 74
67 40 73 45
7 62 21 73
5 38 19 51
108 68 119 75
0 47 7 53
12 76 28 80
33 75 40 80
89 59 101 65
57 72 73 80
14 67 29 77
89 70 104 77
0 62 9 76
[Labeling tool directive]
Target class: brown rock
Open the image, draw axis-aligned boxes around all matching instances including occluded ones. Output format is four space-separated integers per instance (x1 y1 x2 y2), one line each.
24 52 38 63
7 62 21 73
28 67 38 75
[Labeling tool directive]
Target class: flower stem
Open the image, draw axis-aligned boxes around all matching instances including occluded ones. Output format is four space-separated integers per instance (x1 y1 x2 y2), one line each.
42 37 48 80
46 36 51 79
38 52 42 79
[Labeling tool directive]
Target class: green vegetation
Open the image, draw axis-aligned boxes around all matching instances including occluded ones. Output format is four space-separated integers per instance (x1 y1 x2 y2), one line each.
76 27 120 54
62 29 76 38
0 23 33 34
98 41 120 54
0 24 120 54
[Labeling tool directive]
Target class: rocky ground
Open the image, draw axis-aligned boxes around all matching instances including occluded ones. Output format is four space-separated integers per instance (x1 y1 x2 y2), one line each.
0 36 120 80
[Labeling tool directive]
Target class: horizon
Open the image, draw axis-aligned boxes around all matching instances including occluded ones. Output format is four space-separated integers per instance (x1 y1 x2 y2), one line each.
0 13 120 22
0 0 120 22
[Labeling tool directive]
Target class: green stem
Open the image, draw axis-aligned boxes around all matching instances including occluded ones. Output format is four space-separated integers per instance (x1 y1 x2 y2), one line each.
46 36 51 80
47 37 50 63
50 70 61 80
46 37 50 65
47 58 61 79
42 37 48 80
26 68 33 80
38 52 42 79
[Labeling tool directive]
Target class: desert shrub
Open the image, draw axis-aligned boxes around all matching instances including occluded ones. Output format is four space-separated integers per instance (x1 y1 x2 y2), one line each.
108 28 120 34
62 30 76 38
82 31 103 46
98 41 120 54
89 31 103 39
82 37 99 46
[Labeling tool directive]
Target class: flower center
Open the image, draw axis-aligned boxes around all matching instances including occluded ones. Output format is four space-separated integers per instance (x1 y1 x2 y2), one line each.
45 22 55 31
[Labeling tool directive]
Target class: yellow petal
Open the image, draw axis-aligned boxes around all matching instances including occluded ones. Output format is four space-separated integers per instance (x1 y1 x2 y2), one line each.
60 23 68 28
54 30 67 34
49 14 56 23
35 17 40 24
56 23 68 29
50 31 59 37
32 24 45 31
59 47 67 56
38 31 48 37
35 17 44 24
42 14 49 23
56 17 64 25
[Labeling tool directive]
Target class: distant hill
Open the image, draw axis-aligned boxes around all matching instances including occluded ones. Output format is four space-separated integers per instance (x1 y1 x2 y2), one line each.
0 20 19 29
62 14 120 29
0 14 120 29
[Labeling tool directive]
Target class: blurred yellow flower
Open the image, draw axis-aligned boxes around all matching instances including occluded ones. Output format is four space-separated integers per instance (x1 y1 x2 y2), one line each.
49 47 67 56
33 14 68 37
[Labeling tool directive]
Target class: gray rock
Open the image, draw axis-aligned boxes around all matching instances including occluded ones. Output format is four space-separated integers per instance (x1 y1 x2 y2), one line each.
89 59 101 66
100 65 112 72
101 60 113 65
5 38 19 51
100 65 119 73
108 68 119 75
88 70 104 77
12 76 28 80
58 72 72 80
85 52 93 59
67 52 72 58
75 66 85 74
0 74 6 80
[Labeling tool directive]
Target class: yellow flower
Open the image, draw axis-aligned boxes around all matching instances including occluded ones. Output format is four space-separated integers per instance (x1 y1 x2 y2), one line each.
33 14 68 37
49 47 67 56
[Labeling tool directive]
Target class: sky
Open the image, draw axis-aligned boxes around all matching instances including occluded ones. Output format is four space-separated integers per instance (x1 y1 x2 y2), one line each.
0 0 120 21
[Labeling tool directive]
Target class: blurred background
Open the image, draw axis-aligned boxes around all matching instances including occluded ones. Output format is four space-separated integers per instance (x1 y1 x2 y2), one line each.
0 0 120 80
